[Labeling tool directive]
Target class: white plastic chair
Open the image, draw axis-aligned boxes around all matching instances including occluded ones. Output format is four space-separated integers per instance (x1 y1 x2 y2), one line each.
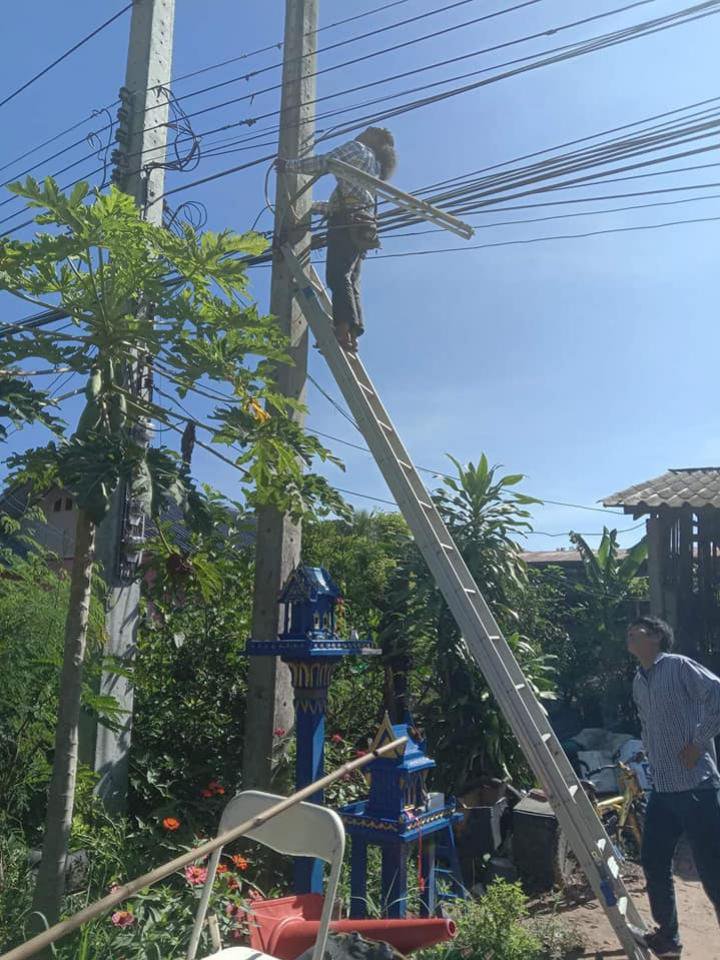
188 790 345 960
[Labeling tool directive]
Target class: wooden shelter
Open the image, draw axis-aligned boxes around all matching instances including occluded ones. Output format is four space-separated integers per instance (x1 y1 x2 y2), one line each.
604 468 720 669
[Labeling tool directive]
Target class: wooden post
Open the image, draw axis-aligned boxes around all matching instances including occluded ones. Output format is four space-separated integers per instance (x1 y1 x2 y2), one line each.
243 0 319 791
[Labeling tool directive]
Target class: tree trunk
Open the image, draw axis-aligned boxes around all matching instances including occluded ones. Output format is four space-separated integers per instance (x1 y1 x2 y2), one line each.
31 508 96 935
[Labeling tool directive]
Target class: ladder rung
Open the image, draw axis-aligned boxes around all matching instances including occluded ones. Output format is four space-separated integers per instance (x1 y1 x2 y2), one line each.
398 460 412 470
515 683 526 691
440 543 454 551
377 420 393 431
464 587 477 594
418 500 432 509
597 838 607 852
568 784 579 798
541 732 552 742
359 382 374 394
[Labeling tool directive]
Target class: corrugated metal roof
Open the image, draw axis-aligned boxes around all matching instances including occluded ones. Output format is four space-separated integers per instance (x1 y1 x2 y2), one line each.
603 468 720 511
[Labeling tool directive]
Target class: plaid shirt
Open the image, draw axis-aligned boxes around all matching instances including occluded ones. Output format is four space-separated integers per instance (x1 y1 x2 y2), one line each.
284 139 380 215
634 653 720 792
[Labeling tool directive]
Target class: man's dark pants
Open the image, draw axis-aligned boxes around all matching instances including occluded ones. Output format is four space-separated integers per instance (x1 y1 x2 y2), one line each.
326 216 365 337
641 786 720 941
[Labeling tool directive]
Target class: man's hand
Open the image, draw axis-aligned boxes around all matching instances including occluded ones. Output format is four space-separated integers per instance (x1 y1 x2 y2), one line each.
275 157 287 174
679 742 703 769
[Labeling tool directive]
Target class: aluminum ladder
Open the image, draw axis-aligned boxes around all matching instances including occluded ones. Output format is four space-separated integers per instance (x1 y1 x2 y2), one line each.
282 245 650 960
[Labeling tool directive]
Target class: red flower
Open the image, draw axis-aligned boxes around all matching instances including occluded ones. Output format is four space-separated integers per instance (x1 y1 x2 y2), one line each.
227 877 240 892
200 789 213 799
162 817 181 831
111 911 135 928
184 865 208 886
208 779 225 795
226 902 244 920
273 727 286 737
231 854 249 871
355 749 367 758
331 734 343 744
216 863 229 874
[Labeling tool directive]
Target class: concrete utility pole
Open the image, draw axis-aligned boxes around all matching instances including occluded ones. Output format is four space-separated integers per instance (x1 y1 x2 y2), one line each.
243 0 319 790
91 0 176 812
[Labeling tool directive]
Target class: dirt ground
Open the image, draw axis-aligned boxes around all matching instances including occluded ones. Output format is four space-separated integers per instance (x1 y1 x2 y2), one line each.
536 841 720 959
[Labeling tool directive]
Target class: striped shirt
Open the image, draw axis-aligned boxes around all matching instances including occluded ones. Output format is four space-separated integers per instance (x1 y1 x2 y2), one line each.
633 653 720 793
284 139 380 214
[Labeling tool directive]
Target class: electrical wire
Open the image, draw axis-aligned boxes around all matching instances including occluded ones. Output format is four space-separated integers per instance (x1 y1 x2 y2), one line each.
0 3 132 110
1 0 716 235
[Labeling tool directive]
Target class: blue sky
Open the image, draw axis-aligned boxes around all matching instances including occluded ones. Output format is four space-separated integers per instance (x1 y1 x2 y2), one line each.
1 0 719 551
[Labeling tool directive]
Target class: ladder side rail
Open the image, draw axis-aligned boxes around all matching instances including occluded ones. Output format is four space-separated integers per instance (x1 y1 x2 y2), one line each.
289 255 648 958
326 159 475 240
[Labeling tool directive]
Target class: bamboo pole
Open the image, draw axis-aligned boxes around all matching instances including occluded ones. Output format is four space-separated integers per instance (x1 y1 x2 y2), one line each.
2 737 408 960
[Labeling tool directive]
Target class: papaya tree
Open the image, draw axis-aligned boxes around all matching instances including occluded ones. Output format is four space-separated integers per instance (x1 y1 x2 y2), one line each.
0 177 344 929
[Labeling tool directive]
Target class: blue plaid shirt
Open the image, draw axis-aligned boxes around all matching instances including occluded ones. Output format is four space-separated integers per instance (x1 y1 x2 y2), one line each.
633 653 720 792
284 139 380 215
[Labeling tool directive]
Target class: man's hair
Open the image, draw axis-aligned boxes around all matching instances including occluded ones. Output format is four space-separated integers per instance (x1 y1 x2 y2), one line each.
629 615 675 651
357 127 397 180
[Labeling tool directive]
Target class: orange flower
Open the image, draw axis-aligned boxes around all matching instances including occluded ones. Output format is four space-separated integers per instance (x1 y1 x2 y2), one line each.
227 877 240 892
162 817 181 831
216 863 229 874
231 854 249 871
208 780 225 796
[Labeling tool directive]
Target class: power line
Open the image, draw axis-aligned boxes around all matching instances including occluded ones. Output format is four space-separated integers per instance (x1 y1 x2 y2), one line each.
1 1 716 234
0 3 132 110
0 0 413 181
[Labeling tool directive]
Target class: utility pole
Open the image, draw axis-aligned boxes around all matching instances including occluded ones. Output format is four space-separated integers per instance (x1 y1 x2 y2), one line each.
243 0 319 790
90 0 176 812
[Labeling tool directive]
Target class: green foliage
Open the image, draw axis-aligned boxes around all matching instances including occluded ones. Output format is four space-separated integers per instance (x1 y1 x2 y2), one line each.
0 177 345 522
0 377 61 441
413 456 554 789
0 546 103 834
130 492 255 825
541 527 648 727
419 881 542 960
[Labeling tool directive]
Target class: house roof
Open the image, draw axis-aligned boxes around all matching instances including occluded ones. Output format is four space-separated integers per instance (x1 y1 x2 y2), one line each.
603 468 720 514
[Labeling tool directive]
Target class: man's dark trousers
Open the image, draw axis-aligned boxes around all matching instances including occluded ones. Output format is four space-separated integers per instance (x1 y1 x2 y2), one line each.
326 215 365 337
641 786 720 941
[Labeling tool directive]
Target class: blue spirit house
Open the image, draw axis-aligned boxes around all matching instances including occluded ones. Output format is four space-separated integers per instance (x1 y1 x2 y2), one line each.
341 715 464 918
247 565 375 892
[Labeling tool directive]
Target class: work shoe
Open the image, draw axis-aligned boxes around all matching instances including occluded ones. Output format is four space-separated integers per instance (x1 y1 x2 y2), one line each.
643 928 683 958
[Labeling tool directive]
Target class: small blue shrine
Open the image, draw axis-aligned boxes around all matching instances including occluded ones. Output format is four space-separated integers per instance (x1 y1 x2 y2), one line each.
247 565 377 893
341 714 464 919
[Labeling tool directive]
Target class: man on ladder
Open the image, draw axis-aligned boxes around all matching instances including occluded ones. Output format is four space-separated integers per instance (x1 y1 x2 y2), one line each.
276 127 397 353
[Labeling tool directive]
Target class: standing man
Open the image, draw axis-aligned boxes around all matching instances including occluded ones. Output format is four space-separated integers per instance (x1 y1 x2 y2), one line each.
628 616 720 957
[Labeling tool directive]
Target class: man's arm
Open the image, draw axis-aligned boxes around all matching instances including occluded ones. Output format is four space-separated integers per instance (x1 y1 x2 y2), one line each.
683 658 720 744
280 140 364 177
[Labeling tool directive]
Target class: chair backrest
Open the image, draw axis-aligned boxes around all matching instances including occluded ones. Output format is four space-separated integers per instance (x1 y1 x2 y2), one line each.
187 791 345 960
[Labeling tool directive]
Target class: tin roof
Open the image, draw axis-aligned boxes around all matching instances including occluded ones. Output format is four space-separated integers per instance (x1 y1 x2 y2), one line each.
603 468 720 513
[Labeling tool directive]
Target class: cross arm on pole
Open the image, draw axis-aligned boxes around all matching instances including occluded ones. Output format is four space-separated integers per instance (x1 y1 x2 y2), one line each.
326 158 474 240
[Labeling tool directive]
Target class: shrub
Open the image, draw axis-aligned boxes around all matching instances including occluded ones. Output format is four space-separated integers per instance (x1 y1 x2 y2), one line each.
419 880 542 960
